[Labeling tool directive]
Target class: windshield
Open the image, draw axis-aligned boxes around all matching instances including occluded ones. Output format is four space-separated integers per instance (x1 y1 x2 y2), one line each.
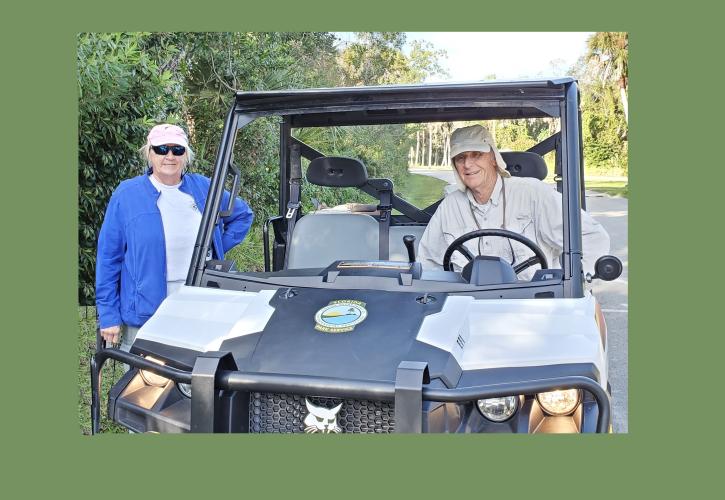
206 116 576 298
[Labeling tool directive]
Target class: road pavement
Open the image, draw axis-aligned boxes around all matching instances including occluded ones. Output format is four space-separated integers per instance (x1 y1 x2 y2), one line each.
410 168 629 432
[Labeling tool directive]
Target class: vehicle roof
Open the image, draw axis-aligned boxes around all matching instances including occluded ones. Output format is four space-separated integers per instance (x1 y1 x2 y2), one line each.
233 78 576 126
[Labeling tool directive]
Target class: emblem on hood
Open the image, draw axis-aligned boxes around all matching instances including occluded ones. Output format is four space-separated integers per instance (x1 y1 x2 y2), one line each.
314 300 367 333
304 399 343 433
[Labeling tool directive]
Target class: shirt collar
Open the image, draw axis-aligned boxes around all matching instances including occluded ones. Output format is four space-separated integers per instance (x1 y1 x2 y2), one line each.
466 174 503 209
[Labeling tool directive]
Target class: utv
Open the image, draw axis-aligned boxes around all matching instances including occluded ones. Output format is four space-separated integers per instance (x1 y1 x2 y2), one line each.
91 78 622 434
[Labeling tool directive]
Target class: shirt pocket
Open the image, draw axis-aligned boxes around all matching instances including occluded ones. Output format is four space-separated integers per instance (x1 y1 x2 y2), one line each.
509 215 536 264
442 224 470 246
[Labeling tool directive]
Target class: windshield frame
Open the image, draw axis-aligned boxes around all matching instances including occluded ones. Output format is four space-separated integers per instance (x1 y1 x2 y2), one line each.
187 79 586 298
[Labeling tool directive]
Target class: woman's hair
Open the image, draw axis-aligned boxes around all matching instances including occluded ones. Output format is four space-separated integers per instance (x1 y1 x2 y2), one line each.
138 142 195 173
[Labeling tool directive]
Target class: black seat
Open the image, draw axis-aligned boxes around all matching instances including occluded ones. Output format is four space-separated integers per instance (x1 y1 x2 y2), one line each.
501 151 547 180
306 156 368 187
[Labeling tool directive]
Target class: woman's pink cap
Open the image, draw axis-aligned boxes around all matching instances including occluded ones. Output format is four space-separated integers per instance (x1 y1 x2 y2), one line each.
147 124 189 148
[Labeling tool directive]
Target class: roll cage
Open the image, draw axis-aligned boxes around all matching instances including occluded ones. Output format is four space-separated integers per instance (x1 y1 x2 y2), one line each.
186 78 588 298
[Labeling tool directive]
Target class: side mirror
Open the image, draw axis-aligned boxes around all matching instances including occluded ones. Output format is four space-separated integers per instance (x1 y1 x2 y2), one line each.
587 255 623 282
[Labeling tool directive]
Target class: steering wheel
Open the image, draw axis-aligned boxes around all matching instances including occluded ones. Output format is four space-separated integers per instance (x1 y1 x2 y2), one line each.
442 228 548 274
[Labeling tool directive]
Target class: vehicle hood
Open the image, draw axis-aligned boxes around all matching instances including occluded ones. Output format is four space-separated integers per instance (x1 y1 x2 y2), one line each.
135 286 605 386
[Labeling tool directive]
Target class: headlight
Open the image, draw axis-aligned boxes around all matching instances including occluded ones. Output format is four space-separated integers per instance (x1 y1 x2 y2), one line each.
477 396 519 422
536 389 582 415
177 383 192 398
139 356 169 387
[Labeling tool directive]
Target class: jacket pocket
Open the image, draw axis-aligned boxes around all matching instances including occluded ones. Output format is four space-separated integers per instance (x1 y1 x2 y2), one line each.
134 279 164 318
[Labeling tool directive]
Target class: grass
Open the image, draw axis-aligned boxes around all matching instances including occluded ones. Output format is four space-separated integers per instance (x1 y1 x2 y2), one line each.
585 180 629 198
396 172 448 209
78 306 127 434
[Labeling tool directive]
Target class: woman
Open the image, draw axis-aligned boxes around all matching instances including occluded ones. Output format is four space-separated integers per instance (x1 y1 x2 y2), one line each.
95 124 254 351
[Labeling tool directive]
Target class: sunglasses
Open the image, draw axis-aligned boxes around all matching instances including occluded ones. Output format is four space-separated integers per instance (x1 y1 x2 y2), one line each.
151 145 186 156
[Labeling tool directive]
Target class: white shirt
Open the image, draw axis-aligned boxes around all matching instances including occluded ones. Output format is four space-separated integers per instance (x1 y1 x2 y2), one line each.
149 175 202 289
417 175 610 280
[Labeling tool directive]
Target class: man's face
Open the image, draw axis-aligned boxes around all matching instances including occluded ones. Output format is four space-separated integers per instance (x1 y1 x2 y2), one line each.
453 150 498 192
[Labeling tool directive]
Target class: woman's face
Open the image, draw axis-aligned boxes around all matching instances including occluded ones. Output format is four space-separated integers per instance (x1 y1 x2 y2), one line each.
150 143 186 185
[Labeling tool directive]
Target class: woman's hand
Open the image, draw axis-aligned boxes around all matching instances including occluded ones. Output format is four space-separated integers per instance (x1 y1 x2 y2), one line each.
100 325 121 345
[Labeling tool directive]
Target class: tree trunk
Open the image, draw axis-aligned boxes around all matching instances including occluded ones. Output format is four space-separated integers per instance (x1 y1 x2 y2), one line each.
619 78 628 125
428 127 432 167
415 131 420 166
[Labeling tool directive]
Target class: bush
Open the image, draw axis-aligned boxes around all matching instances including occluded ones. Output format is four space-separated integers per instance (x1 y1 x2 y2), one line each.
77 33 183 304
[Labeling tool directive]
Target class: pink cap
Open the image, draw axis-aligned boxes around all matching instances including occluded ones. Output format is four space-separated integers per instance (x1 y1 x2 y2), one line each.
147 124 189 148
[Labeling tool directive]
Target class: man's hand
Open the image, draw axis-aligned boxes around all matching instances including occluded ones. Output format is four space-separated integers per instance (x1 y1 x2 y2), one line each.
100 325 121 345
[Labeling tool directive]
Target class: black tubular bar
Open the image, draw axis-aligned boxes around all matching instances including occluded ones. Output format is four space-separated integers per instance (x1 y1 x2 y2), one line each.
563 81 584 297
188 107 237 286
95 349 193 383
279 119 292 217
216 370 610 433
424 375 610 433
291 137 324 162
90 348 193 434
526 131 560 157
262 217 272 272
219 371 395 400
93 349 610 433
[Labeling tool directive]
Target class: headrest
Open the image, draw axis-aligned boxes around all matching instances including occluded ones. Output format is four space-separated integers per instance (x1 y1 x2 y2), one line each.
501 151 548 180
306 157 368 187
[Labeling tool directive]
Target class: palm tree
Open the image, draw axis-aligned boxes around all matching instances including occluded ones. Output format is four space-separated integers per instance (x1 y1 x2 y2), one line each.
586 32 628 124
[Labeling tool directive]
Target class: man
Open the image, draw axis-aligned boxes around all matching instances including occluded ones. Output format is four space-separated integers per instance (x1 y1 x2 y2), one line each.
417 124 609 280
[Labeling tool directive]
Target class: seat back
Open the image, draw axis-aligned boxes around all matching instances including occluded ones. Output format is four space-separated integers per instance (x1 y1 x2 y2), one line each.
388 226 426 262
306 156 368 187
501 151 548 180
286 213 379 269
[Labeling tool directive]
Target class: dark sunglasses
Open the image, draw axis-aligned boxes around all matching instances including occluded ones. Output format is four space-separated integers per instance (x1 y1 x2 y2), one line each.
151 145 186 156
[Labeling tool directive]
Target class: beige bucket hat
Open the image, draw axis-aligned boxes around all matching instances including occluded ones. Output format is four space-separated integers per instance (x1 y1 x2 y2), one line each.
450 125 509 191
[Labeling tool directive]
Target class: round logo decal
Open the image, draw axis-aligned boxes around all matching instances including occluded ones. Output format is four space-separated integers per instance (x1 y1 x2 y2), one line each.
314 300 368 333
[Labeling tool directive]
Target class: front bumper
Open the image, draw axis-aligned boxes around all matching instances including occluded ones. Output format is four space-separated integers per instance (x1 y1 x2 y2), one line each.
91 348 611 434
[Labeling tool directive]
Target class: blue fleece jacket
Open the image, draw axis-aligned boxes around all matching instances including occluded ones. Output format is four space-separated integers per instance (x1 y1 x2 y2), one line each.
95 172 254 329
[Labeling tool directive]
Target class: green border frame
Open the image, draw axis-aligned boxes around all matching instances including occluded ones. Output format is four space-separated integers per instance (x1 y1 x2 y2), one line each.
6 0 719 494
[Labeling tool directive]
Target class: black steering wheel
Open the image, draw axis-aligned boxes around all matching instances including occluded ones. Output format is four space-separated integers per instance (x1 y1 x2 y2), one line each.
442 228 548 274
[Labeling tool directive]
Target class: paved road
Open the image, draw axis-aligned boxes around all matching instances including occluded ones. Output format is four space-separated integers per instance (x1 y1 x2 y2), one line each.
410 168 629 432
587 192 628 433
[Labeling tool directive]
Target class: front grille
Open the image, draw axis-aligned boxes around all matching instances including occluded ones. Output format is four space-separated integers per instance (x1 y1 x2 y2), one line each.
249 392 395 433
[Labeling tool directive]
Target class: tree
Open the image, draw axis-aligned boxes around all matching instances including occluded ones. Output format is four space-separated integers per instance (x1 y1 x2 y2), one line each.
571 32 629 173
586 32 628 124
339 32 446 86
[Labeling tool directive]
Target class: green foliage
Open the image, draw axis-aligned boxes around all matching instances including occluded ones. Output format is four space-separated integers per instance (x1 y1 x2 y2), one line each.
576 32 629 174
77 32 344 304
493 119 552 151
180 33 339 172
581 82 628 171
77 33 183 305
339 32 446 86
